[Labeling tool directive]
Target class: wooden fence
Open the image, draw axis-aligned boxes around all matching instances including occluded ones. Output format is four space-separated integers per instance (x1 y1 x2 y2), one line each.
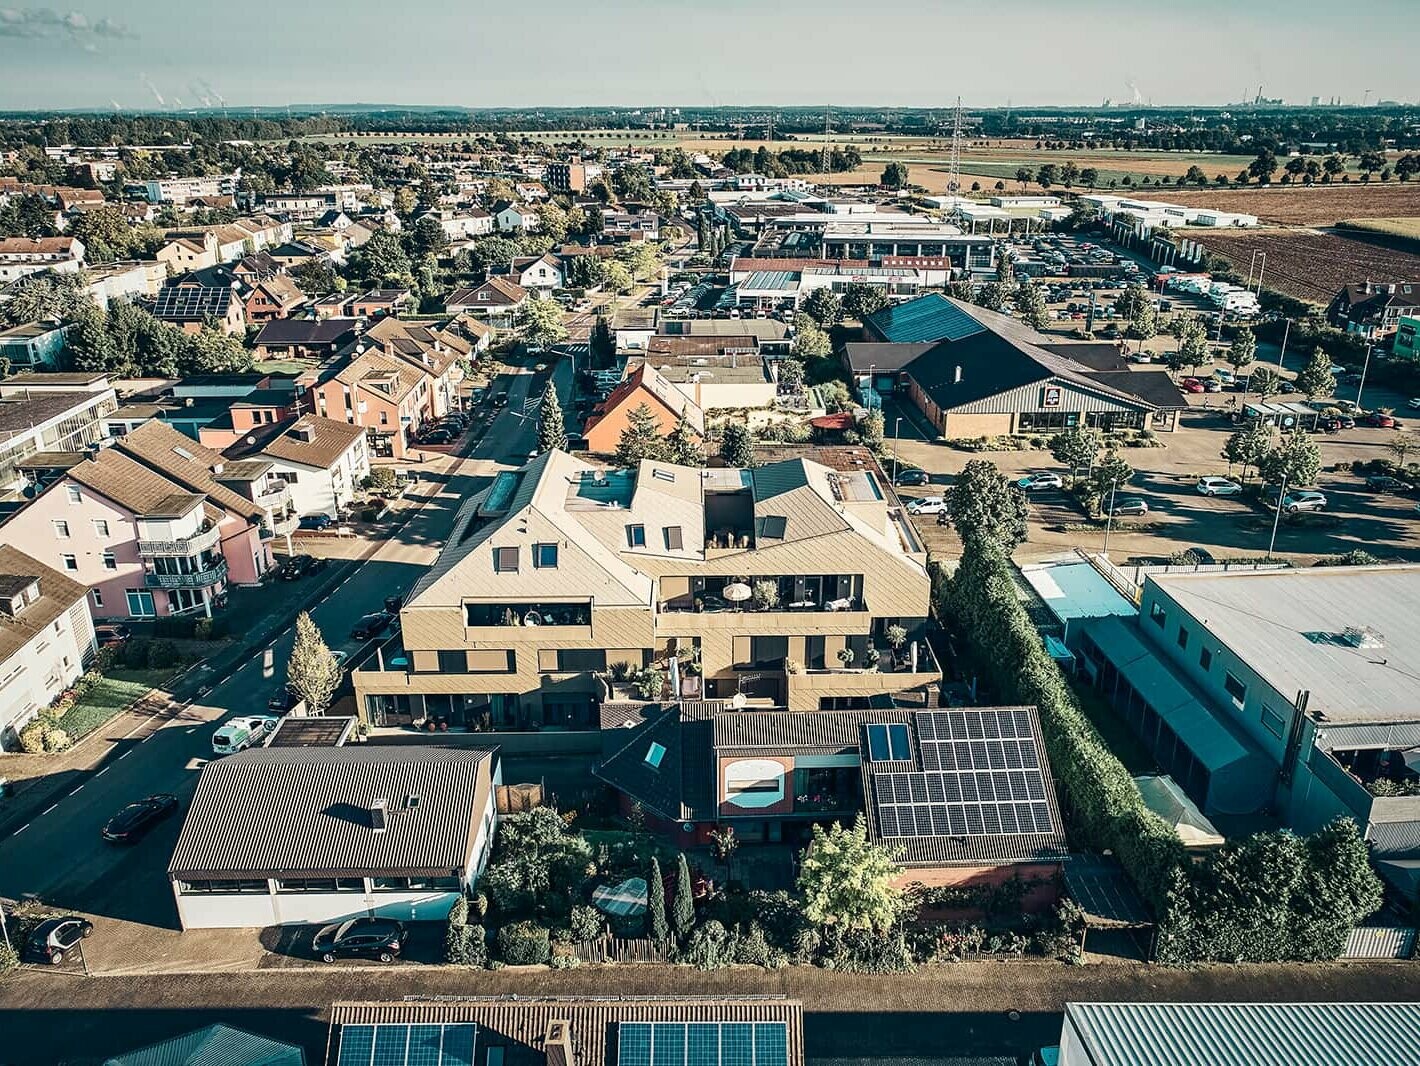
572 936 670 964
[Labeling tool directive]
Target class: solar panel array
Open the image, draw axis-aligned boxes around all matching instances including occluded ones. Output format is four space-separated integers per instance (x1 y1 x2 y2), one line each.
153 285 231 319
619 1023 787 1066
338 1024 476 1066
870 709 1054 839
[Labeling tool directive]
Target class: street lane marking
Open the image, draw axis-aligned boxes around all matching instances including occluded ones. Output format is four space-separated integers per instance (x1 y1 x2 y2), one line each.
94 767 108 777
11 823 29 835
117 749 132 759
68 786 83 797
41 804 57 816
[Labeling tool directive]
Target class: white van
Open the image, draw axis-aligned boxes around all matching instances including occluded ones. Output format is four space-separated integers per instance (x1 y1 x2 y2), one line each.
211 715 277 756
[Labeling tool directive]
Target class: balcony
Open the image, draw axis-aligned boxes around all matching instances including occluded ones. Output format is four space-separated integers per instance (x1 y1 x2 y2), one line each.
1317 747 1420 827
143 559 228 589
137 523 223 557
266 512 300 538
253 480 292 511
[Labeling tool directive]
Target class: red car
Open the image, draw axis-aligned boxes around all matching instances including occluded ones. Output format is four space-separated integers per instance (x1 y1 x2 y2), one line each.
1365 412 1400 429
1180 378 1206 394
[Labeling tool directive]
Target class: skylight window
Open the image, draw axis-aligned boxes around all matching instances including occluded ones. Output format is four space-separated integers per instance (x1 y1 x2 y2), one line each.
652 468 675 482
645 741 667 769
866 723 911 762
173 446 194 460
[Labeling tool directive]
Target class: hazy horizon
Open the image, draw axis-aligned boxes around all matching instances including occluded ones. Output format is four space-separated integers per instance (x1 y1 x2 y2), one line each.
1 0 1413 113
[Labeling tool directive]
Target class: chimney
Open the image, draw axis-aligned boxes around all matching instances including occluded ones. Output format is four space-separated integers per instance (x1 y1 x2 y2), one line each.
292 422 316 443
953 365 963 384
369 798 387 832
544 1021 574 1066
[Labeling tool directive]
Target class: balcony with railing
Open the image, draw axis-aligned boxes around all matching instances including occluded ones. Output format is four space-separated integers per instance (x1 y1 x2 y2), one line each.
143 558 228 589
137 522 223 557
462 600 594 641
658 575 865 616
263 511 300 538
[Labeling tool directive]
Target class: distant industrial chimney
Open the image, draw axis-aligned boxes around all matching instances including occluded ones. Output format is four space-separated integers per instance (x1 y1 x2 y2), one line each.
369 798 388 832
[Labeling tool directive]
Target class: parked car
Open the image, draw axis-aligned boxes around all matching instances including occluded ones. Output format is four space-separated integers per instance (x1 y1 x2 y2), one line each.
1107 496 1149 516
1366 475 1414 493
1197 476 1242 497
1180 378 1206 394
267 685 301 713
211 715 278 756
1282 490 1327 513
1213 368 1237 386
893 468 930 487
350 611 394 641
94 623 131 650
312 917 408 964
102 794 179 844
420 429 455 445
298 514 333 532
1016 472 1064 491
906 496 947 515
277 554 327 581
1203 379 1224 393
491 393 509 408
24 916 93 965
1364 412 1400 429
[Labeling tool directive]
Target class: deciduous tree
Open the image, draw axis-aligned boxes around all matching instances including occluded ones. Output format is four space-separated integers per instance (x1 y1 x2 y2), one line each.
797 815 903 931
948 459 1029 550
288 611 342 716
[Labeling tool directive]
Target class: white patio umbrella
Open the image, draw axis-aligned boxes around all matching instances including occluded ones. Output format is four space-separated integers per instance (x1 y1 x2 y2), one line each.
723 582 752 609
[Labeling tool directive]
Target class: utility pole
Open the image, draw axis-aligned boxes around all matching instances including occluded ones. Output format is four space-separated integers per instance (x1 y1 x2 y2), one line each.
821 107 831 174
891 417 904 485
1254 252 1267 294
1102 478 1121 557
1277 318 1291 369
1357 343 1375 408
947 96 964 226
1267 474 1289 560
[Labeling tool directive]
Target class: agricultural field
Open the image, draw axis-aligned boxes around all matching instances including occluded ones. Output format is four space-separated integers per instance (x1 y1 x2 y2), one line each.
1336 216 1420 254
1189 228 1420 305
1162 184 1420 225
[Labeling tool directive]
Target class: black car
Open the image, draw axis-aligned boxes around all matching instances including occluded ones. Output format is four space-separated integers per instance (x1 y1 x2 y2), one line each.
421 429 455 445
267 685 300 713
312 917 408 963
277 554 327 581
1367 475 1414 494
491 394 510 408
350 611 394 640
24 916 93 965
894 468 930 487
102 794 179 844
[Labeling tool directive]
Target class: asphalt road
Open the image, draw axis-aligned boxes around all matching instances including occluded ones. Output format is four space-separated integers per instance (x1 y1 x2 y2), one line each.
0 363 559 931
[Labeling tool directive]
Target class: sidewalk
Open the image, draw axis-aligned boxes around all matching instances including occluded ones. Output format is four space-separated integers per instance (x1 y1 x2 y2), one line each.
0 443 468 841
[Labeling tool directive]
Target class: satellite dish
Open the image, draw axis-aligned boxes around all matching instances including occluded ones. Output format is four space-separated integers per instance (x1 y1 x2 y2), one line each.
730 692 747 710
682 822 694 833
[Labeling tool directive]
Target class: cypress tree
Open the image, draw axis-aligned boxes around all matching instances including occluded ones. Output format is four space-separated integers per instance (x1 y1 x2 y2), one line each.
672 852 695 939
647 856 669 942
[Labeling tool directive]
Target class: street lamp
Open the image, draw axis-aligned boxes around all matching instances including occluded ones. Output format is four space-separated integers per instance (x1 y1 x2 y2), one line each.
1102 477 1121 557
1357 343 1375 409
891 417 904 484
1267 474 1289 560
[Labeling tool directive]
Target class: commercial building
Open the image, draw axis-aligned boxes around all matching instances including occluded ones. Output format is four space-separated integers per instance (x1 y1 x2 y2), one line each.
353 449 937 730
1395 315 1420 360
0 545 95 750
845 295 1183 437
325 997 802 1066
168 745 500 929
1076 565 1420 898
820 221 995 272
1053 1001 1420 1066
144 173 240 204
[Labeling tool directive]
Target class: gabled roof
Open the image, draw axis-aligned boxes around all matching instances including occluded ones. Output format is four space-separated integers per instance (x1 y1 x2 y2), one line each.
0 545 86 669
152 285 234 322
332 348 427 402
102 1024 304 1066
223 414 365 471
111 419 264 522
65 448 207 520
447 277 528 308
169 746 496 880
584 364 705 438
253 318 359 347
863 292 992 344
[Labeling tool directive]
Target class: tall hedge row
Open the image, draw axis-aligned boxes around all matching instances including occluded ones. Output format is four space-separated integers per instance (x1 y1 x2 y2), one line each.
940 537 1384 964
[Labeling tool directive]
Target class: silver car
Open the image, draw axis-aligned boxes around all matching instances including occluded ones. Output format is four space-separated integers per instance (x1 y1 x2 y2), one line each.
1282 491 1327 513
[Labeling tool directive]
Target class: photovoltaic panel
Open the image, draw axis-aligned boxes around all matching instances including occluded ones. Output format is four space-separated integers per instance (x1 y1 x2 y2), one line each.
621 1023 789 1066
339 1025 478 1066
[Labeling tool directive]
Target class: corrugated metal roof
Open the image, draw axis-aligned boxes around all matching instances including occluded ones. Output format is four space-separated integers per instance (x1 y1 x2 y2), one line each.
1065 1002 1420 1066
327 998 803 1066
863 293 986 344
168 746 495 880
103 1024 305 1066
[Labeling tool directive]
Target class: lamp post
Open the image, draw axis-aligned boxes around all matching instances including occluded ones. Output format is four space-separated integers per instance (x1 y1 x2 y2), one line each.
1102 477 1121 557
1357 343 1375 409
891 417 904 484
1277 317 1290 369
1267 473 1289 561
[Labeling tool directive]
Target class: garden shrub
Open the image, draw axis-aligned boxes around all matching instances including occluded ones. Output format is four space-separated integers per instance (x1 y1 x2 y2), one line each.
569 904 605 942
682 920 736 970
733 922 786 969
548 941 581 969
497 921 551 965
817 926 915 974
445 923 479 965
146 639 181 670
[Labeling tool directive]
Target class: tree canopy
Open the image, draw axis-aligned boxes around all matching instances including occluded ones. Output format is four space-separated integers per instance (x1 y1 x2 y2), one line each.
797 815 903 931
948 459 1029 551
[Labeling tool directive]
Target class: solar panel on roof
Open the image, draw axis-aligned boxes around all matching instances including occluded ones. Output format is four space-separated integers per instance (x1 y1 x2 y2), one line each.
338 1024 477 1066
620 1023 789 1066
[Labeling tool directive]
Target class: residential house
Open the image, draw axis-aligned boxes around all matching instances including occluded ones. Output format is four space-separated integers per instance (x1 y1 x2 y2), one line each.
446 278 528 326
0 372 118 497
156 231 220 274
143 174 240 205
316 209 354 231
349 289 413 318
601 210 660 243
168 745 499 929
583 363 704 455
495 202 540 233
151 282 247 336
545 160 603 193
0 545 95 751
1076 564 1420 901
0 236 85 283
353 449 938 730
243 274 308 324
253 318 361 362
324 997 803 1066
82 260 166 308
1327 281 1420 340
637 336 777 411
265 241 326 270
1051 1002 1420 1066
0 320 69 370
497 254 565 292
196 388 303 450
220 415 369 520
363 315 471 419
419 206 494 240
308 349 431 460
260 192 337 222
845 294 1184 437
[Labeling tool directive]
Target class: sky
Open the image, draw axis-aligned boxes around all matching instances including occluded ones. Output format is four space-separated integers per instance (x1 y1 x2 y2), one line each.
0 0 1414 112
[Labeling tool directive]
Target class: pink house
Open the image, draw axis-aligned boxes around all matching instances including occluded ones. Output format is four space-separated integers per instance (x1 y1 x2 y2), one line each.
2 425 272 620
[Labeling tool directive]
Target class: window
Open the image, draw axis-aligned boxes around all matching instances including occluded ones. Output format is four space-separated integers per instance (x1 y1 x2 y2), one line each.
626 524 646 548
370 875 462 891
494 546 519 572
1199 647 1212 672
179 879 268 895
101 551 116 571
91 588 103 609
652 468 675 483
866 722 911 761
437 650 466 673
664 525 683 551
534 542 558 569
1149 601 1166 628
1176 626 1189 650
92 519 109 538
1224 672 1247 709
1261 704 1287 738
52 520 70 539
645 741 667 769
126 589 155 618
749 635 789 668
66 485 82 505
61 554 77 572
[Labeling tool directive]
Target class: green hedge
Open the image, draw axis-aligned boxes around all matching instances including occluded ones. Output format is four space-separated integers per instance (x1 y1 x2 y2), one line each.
939 536 1384 964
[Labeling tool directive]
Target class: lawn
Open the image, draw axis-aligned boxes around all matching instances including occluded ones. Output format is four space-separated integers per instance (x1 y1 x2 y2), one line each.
58 668 176 742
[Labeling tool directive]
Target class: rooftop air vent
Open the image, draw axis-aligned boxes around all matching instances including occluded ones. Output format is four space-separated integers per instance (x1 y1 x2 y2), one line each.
1342 625 1385 650
369 798 388 832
